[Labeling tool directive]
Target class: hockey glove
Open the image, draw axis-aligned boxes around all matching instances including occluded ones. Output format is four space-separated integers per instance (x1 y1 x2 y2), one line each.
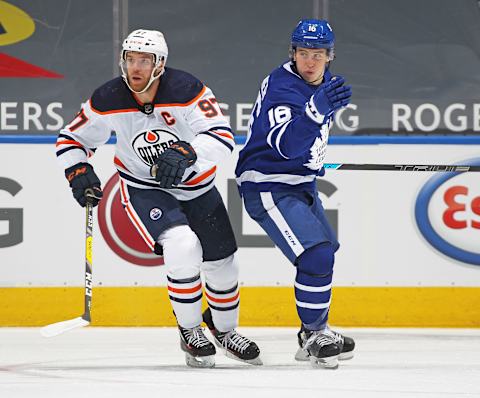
151 141 197 189
306 76 352 124
65 162 103 207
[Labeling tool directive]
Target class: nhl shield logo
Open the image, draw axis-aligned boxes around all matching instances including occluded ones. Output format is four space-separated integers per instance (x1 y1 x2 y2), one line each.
150 207 162 220
143 103 154 115
132 129 179 166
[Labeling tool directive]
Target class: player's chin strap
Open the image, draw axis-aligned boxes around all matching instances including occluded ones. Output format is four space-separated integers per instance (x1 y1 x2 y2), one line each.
120 61 165 94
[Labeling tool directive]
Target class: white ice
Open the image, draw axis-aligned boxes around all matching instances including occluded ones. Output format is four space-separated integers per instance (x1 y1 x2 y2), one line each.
1 327 479 398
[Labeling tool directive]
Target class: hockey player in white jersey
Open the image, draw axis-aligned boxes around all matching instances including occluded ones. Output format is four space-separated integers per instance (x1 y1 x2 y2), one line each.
235 19 355 368
56 29 261 368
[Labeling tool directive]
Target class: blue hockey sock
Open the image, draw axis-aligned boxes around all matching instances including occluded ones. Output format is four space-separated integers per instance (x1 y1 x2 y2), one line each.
295 270 332 329
294 243 335 330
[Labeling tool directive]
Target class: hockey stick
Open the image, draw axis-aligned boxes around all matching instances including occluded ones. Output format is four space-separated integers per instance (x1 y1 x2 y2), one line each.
40 193 94 337
323 163 480 172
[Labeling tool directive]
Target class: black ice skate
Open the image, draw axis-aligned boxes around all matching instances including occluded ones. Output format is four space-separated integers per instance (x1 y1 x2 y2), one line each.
295 324 355 363
202 308 262 365
178 325 216 368
299 329 340 369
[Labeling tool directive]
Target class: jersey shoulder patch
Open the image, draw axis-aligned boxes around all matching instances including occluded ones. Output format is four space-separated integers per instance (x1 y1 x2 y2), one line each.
90 77 136 113
155 67 205 105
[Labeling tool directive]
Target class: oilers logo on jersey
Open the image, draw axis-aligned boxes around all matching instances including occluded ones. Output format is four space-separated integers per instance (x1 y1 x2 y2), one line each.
132 129 179 166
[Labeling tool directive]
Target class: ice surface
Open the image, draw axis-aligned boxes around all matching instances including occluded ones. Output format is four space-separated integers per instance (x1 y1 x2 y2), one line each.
0 327 479 398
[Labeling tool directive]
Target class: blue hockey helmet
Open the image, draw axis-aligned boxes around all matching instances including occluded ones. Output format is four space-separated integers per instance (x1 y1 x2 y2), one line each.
291 19 335 60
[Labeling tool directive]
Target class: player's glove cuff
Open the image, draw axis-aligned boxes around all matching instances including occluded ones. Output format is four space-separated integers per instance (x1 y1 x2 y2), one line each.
305 96 327 125
65 162 103 207
170 141 197 164
150 141 197 188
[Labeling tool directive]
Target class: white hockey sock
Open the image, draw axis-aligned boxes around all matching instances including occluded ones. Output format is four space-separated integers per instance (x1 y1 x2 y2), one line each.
159 225 203 328
202 255 240 332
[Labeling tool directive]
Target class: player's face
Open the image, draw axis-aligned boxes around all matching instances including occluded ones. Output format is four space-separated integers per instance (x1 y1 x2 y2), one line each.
294 47 329 85
124 51 157 91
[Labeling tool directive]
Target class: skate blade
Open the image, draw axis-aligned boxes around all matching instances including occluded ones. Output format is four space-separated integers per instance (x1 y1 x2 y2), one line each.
185 353 215 368
339 351 354 360
245 356 263 366
297 348 354 361
309 354 339 369
294 347 309 361
220 348 263 366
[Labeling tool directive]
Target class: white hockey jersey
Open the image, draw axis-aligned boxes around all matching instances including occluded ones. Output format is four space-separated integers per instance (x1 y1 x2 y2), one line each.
56 67 234 200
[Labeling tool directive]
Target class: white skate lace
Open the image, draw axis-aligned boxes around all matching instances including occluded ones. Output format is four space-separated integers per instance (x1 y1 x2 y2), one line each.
324 327 344 345
219 330 250 354
182 326 211 348
304 330 336 350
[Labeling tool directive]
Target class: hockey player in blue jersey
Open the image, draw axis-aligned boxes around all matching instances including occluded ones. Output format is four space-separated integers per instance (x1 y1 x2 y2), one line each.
235 19 355 368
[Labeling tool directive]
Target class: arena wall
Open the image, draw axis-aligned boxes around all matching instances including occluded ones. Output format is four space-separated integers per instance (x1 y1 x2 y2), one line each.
1 138 479 327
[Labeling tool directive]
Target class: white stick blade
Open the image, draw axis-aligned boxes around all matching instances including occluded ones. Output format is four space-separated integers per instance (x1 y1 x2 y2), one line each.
40 317 90 337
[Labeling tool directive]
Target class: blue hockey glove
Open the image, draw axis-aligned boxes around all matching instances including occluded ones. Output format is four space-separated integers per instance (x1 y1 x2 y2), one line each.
65 163 103 207
305 76 352 124
150 141 197 189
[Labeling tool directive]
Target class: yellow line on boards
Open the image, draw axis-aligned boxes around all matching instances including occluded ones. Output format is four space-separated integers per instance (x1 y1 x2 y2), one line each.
0 286 479 327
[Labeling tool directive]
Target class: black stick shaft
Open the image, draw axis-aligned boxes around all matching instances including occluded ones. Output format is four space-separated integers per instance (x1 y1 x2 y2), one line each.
82 201 93 322
323 163 480 172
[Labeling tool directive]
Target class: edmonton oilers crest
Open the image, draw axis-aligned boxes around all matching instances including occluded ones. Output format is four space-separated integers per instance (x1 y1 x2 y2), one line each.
132 129 179 166
415 157 480 266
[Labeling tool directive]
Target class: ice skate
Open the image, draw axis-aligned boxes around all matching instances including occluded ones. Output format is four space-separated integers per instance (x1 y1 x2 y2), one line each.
324 326 355 360
178 325 216 368
203 308 262 365
295 324 355 362
295 328 341 369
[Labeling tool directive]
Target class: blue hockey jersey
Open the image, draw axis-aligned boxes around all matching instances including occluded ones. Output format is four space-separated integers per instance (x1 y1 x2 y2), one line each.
235 62 334 194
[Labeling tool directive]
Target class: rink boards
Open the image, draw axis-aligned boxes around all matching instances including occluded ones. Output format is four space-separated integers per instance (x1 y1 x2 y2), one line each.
0 141 479 326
